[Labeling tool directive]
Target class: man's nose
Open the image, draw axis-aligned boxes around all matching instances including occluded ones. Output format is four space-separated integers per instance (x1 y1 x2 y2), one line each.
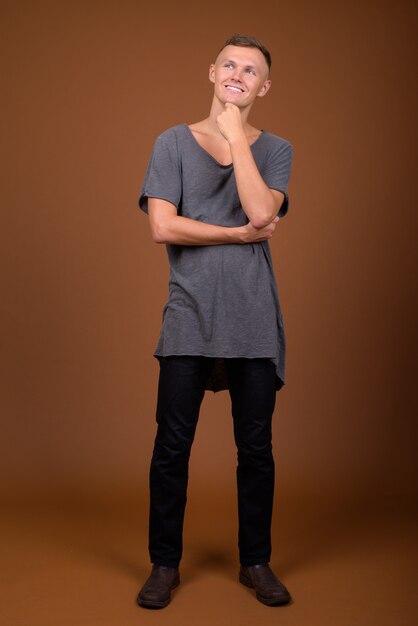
231 67 243 82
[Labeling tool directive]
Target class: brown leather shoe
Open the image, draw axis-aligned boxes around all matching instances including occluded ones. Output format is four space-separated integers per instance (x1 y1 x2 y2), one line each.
239 563 291 606
136 564 180 609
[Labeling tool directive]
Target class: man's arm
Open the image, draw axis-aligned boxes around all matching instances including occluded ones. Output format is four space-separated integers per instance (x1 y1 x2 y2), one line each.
216 104 285 229
147 198 280 246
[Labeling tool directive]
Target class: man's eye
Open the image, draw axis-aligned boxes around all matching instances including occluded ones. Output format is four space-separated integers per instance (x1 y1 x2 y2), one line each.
225 63 233 69
247 69 256 75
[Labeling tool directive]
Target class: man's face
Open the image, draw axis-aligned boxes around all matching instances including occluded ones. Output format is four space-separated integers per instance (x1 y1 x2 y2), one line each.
209 45 271 108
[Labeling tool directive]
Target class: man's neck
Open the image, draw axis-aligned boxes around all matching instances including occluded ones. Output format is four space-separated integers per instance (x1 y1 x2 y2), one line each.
194 97 254 137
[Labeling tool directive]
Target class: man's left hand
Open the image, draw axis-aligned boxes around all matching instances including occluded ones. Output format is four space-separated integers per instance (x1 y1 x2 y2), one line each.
216 103 246 144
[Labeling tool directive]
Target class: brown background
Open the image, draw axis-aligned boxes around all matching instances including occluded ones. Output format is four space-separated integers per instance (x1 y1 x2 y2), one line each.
1 1 417 625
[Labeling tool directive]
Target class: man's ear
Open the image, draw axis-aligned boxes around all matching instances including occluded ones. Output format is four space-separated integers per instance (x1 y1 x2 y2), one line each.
209 63 215 84
257 79 272 98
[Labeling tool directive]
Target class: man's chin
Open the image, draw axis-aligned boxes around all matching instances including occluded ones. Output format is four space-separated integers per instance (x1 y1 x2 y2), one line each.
223 95 243 107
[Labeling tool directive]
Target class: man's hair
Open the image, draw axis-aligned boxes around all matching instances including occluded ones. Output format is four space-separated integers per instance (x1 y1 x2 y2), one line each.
217 34 272 72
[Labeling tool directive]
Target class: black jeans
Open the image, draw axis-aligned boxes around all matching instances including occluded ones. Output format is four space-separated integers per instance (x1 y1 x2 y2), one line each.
148 355 278 567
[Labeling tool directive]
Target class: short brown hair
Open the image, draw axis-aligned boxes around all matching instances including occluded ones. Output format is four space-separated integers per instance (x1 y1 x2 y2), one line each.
217 34 272 72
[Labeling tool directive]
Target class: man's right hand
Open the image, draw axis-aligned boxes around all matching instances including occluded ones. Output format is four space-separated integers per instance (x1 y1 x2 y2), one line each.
238 215 280 243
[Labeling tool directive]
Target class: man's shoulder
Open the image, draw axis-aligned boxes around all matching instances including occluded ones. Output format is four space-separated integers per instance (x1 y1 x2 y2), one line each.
154 124 186 143
261 130 293 151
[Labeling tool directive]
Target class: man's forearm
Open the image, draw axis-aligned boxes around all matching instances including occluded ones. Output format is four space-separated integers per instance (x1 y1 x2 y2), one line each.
230 136 281 228
148 193 279 246
154 214 245 246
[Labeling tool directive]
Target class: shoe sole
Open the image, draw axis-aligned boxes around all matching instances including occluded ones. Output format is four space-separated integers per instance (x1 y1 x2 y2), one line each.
136 579 180 609
239 571 291 606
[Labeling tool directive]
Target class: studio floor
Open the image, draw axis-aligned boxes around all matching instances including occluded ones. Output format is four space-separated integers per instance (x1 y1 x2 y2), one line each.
1 486 416 626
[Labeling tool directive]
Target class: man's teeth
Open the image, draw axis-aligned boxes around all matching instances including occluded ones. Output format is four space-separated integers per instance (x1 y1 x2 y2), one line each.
226 86 243 92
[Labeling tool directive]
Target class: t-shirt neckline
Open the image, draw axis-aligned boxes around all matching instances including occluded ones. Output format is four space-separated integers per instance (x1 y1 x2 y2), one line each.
182 123 265 168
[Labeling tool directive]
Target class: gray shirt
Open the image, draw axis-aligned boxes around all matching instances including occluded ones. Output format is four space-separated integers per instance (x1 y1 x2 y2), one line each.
139 123 293 393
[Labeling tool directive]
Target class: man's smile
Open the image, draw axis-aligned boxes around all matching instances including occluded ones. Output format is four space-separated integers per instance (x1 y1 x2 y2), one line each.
224 84 244 93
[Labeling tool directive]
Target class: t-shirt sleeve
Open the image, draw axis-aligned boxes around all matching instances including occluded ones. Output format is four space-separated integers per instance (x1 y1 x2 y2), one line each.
138 129 182 214
261 140 293 218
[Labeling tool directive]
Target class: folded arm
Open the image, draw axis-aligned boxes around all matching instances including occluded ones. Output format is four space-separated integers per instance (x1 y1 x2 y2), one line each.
147 198 280 246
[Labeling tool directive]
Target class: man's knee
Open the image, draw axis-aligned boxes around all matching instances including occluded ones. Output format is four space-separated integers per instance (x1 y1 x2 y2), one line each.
152 426 196 464
236 440 274 469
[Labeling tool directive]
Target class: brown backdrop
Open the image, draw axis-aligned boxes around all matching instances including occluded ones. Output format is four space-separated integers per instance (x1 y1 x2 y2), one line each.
1 0 416 501
1 1 417 624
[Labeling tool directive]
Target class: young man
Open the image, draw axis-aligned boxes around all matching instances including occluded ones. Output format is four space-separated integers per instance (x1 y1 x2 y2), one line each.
136 34 293 609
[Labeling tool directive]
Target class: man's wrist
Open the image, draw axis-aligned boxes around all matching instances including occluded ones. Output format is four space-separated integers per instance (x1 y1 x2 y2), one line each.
230 225 246 244
228 133 248 150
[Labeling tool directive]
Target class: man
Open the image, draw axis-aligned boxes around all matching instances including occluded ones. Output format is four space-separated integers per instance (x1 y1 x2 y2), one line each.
136 34 293 609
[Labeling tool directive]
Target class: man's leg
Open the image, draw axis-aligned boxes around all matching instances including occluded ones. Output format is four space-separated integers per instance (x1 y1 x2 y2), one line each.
224 357 291 606
149 355 213 567
225 357 277 565
138 355 213 609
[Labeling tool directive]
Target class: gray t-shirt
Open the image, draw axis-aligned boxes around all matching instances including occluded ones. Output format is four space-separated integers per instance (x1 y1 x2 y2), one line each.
139 123 293 393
